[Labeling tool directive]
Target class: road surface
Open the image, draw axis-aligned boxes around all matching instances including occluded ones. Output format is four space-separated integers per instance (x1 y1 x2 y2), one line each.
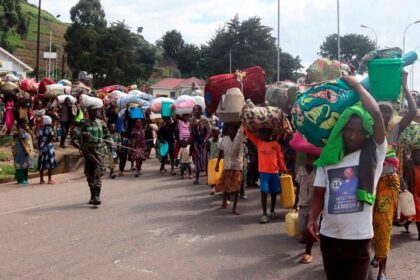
0 158 419 279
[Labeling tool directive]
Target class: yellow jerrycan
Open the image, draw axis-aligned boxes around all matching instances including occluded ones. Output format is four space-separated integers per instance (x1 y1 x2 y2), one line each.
208 159 224 185
285 210 299 237
280 174 296 209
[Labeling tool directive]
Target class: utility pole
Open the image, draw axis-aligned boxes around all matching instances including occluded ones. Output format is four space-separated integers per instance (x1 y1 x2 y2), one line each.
35 0 42 81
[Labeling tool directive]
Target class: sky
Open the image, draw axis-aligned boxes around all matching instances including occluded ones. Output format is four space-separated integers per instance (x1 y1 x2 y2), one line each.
28 0 420 89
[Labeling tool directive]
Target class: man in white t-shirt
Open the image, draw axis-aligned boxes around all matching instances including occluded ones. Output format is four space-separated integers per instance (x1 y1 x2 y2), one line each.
306 76 387 280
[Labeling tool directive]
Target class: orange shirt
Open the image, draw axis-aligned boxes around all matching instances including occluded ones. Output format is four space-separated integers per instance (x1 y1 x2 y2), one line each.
245 129 287 174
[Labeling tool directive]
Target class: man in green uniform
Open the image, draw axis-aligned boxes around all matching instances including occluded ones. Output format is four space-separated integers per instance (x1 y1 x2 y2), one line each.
72 105 113 205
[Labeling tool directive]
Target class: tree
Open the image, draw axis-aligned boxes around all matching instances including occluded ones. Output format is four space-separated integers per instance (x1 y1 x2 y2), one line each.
201 16 302 82
0 0 30 52
91 21 156 87
176 43 202 76
319 33 375 69
64 0 106 77
161 30 184 59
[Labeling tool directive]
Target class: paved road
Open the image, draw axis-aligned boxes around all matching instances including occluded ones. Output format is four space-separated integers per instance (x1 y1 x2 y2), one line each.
0 159 419 280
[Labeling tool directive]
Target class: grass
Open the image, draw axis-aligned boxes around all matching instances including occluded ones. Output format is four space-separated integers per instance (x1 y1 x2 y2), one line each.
0 161 38 180
0 135 12 147
0 151 11 162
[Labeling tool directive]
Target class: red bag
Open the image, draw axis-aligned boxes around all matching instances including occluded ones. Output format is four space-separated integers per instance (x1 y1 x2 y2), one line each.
205 66 266 114
20 78 39 93
98 85 128 94
38 77 55 94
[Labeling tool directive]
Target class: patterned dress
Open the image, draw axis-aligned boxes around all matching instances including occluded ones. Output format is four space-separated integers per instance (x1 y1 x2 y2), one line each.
130 128 146 160
38 126 57 170
190 117 210 172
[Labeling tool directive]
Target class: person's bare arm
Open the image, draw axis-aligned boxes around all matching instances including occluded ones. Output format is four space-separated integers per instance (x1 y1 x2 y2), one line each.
215 150 224 172
399 72 417 135
342 76 385 145
306 186 326 242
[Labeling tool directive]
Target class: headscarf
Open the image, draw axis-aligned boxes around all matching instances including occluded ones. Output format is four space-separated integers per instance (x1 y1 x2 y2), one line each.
42 115 52 126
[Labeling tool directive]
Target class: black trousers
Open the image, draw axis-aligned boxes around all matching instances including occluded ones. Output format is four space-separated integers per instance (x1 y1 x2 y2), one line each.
320 235 371 280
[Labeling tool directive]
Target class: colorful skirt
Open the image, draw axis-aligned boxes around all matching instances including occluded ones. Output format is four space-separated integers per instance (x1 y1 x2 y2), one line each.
372 173 400 261
216 169 242 193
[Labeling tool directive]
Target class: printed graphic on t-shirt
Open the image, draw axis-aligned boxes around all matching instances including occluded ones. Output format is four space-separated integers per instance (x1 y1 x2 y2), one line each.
327 166 364 214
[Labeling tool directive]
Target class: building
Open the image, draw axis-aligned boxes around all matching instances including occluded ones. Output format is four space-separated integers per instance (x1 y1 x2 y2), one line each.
150 77 206 98
0 47 33 79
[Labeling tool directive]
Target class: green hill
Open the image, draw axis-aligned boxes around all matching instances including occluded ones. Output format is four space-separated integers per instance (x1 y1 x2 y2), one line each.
1 1 69 72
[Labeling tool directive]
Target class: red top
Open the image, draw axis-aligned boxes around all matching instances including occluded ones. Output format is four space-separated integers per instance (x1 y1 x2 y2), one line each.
245 129 287 174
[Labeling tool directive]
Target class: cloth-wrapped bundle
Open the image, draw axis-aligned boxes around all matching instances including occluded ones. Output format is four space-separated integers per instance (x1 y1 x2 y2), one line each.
289 132 322 156
241 100 292 138
291 79 360 147
44 84 68 98
193 96 205 111
115 94 151 109
265 81 298 113
306 58 343 84
174 95 196 115
98 85 127 94
58 79 72 87
128 90 153 101
79 94 103 109
109 90 126 101
150 97 174 114
1 81 19 95
20 79 39 93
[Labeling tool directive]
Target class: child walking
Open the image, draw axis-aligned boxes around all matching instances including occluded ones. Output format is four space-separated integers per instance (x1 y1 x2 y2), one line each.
215 124 246 215
245 128 287 223
294 152 316 264
208 127 220 195
118 132 129 176
38 116 57 184
108 123 121 179
130 119 146 177
179 140 192 179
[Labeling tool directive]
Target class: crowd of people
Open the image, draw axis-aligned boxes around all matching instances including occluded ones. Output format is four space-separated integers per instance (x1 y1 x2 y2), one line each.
1 64 420 280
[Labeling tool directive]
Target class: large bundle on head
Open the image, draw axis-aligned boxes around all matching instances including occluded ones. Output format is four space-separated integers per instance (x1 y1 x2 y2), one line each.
4 73 19 82
1 81 19 95
204 66 266 115
58 79 72 87
216 87 245 123
292 79 359 147
98 85 128 94
128 90 153 101
109 90 126 101
241 100 292 138
115 94 151 109
265 81 301 114
44 84 71 98
50 95 77 107
193 96 205 111
38 77 55 94
150 97 174 114
70 82 91 97
20 78 39 93
306 58 342 84
174 95 196 115
79 94 103 109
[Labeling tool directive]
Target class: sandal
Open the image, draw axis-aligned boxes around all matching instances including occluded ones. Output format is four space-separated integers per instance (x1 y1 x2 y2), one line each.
232 209 240 215
299 254 313 264
377 274 388 280
47 180 55 185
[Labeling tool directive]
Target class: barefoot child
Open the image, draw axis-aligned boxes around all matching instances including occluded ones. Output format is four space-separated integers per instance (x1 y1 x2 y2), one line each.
294 152 316 264
208 127 220 195
215 124 246 215
158 117 176 174
38 116 56 184
179 140 192 179
245 127 287 223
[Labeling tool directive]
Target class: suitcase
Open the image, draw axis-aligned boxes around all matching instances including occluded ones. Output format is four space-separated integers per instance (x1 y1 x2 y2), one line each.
280 174 296 209
205 66 266 115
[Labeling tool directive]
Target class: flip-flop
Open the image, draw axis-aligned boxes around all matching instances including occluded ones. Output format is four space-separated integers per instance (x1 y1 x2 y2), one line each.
370 258 379 268
299 254 313 264
377 274 388 280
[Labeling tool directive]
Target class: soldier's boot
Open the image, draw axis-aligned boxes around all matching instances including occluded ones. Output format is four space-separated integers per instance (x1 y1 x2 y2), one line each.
88 187 94 204
92 187 102 205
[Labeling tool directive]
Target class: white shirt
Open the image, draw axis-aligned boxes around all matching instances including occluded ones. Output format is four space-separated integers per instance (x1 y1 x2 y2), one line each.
314 139 387 240
218 130 246 170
